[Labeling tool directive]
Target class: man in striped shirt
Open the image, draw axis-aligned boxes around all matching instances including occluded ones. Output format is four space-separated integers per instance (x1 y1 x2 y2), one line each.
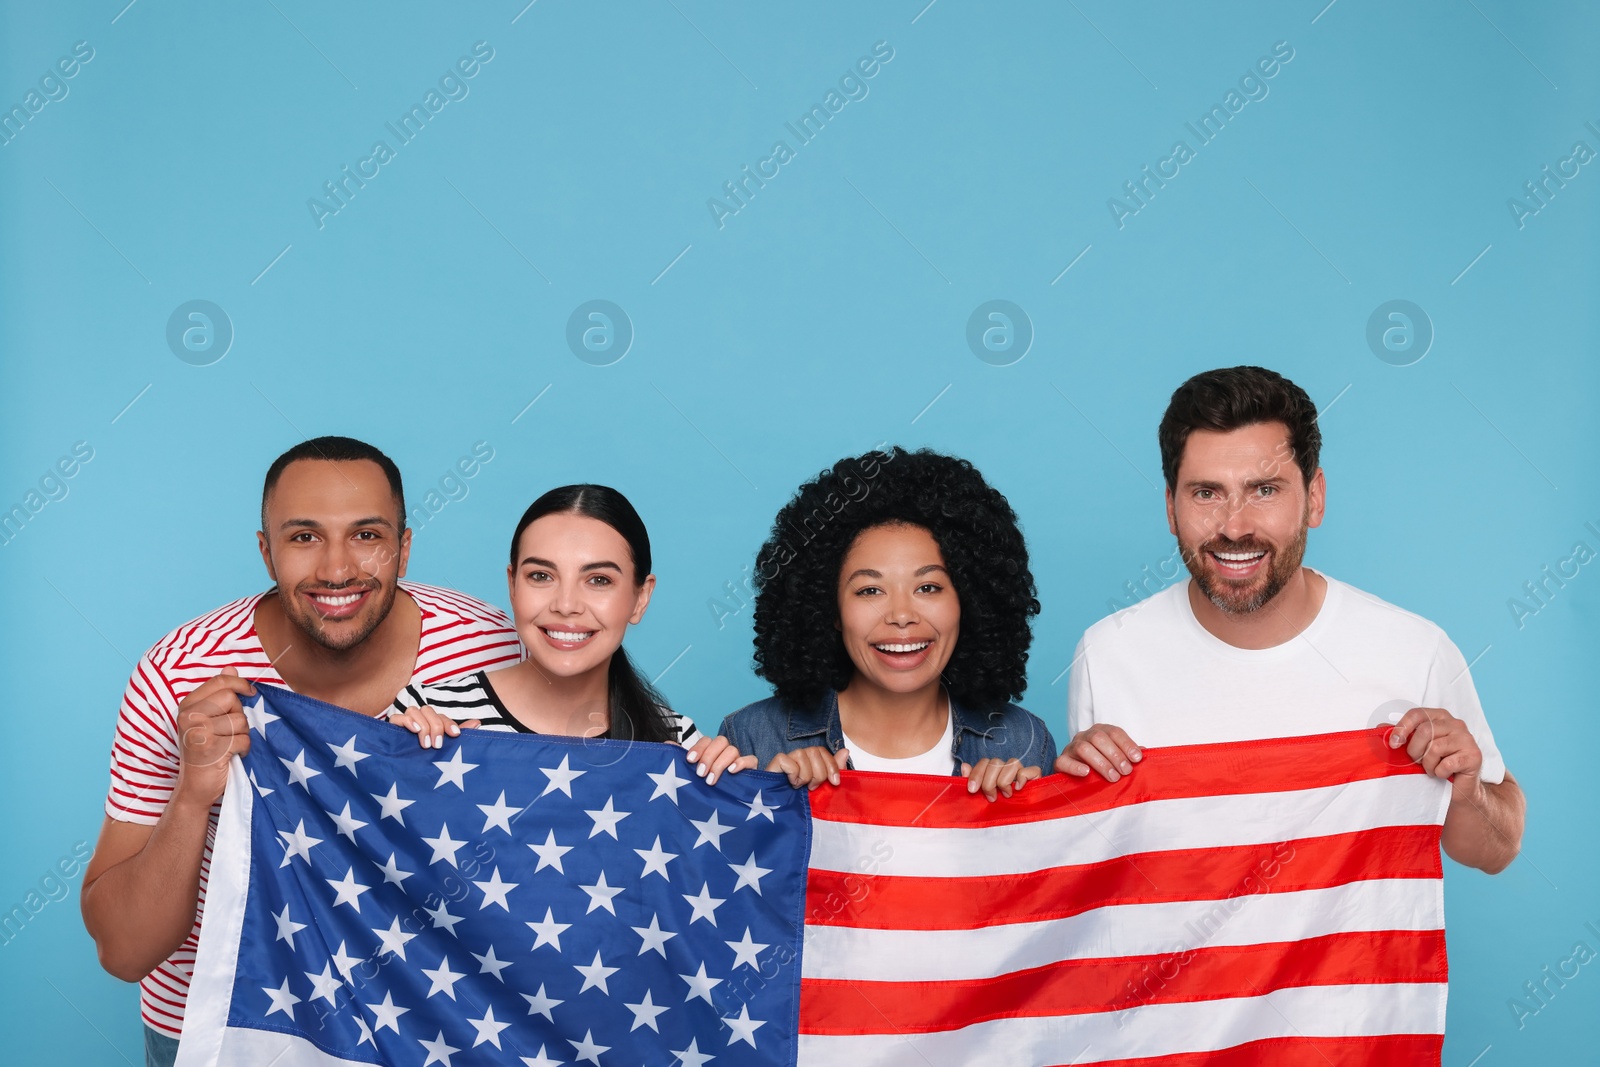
80 437 522 1067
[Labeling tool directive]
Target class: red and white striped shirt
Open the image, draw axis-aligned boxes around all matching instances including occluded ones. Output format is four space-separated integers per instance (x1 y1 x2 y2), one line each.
103 581 522 1039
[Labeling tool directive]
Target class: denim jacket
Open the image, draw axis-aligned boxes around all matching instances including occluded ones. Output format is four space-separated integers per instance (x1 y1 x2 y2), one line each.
718 689 1057 774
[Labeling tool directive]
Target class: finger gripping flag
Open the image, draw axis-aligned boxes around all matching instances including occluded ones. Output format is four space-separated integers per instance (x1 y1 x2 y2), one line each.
180 686 1449 1067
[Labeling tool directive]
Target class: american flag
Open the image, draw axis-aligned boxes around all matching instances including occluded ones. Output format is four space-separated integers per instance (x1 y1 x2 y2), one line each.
180 686 1450 1066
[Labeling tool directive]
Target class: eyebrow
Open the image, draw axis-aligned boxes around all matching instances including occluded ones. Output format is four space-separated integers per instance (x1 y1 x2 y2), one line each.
1181 477 1288 491
520 556 624 574
845 564 949 582
279 516 395 532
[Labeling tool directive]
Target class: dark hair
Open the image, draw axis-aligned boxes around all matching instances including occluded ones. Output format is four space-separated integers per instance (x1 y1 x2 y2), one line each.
509 485 678 745
261 436 406 530
751 447 1039 709
1158 366 1322 491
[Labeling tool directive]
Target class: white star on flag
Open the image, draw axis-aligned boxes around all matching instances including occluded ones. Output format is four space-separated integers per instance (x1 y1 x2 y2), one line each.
473 944 512 981
325 867 371 911
527 908 571 951
261 976 300 1020
372 916 418 961
568 1029 610 1065
276 820 322 867
689 809 733 851
634 836 677 880
248 769 273 797
520 983 563 1023
432 747 479 790
723 1004 766 1048
304 962 341 1008
370 783 414 824
328 801 367 842
624 988 669 1032
421 955 466 1000
578 871 623 915
683 882 727 926
330 940 359 980
728 852 772 894
672 1036 715 1066
678 962 722 1004
327 735 368 772
423 823 467 867
242 696 278 736
745 789 778 822
377 852 413 886
539 754 586 797
467 1004 512 1048
520 1045 562 1066
584 796 631 839
632 914 678 957
724 927 769 970
574 951 618 994
278 748 320 790
477 790 524 833
419 1030 459 1066
426 899 465 935
528 830 573 873
364 991 409 1034
474 867 519 911
272 904 305 949
647 760 689 802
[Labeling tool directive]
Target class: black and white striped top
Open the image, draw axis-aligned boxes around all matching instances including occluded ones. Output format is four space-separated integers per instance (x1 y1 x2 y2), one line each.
393 670 703 747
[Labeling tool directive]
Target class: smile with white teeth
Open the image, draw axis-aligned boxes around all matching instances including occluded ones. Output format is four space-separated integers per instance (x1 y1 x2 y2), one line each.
543 628 595 642
874 641 931 653
310 592 363 606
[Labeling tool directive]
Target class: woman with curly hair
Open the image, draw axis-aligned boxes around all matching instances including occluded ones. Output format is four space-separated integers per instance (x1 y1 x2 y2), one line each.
719 447 1056 800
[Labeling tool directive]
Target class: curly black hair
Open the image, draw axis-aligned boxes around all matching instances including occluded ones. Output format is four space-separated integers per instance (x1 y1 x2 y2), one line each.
750 447 1039 709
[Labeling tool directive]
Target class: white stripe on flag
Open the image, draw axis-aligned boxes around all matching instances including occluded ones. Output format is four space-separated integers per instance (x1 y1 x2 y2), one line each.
174 755 255 1067
795 981 1446 1066
809 774 1440 877
801 876 1444 983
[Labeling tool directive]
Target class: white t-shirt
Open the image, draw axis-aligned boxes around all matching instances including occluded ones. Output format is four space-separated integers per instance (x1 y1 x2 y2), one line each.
1068 574 1506 783
842 712 956 774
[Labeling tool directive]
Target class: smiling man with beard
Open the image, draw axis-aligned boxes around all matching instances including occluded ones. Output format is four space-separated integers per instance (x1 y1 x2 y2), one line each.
80 436 522 1067
1054 367 1524 874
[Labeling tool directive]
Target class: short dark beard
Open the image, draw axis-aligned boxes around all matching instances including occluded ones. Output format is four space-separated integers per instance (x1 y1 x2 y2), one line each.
1180 515 1309 616
282 579 398 652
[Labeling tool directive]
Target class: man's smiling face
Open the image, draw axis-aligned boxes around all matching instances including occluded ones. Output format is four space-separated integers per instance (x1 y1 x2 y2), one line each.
1167 421 1324 616
258 458 410 651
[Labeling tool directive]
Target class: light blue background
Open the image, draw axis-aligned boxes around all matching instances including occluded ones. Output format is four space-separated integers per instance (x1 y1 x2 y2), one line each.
2 1 1596 1062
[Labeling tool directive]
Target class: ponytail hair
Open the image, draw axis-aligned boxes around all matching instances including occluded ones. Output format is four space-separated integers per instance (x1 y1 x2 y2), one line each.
509 485 680 745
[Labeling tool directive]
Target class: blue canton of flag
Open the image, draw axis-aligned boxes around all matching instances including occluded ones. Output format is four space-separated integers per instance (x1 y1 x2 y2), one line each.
177 684 810 1067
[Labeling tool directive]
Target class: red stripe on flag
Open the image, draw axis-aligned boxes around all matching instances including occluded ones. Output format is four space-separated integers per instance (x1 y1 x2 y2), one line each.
806 825 1443 929
1039 1034 1442 1067
810 728 1423 829
798 930 1447 1034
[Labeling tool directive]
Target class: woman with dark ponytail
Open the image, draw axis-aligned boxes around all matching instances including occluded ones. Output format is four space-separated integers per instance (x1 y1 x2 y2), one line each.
388 485 749 783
